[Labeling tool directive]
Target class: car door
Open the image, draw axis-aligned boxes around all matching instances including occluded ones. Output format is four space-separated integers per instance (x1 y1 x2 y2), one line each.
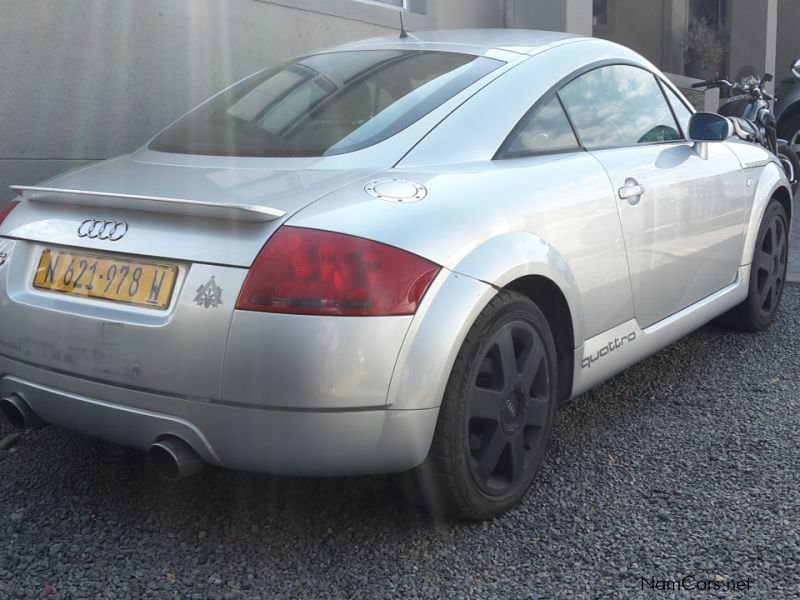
558 64 746 328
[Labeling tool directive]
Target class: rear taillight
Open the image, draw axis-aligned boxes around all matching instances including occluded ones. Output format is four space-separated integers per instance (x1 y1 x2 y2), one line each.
236 227 440 316
0 201 20 228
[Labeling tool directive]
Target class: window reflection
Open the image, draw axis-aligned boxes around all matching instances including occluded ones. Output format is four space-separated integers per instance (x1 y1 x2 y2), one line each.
558 65 682 149
151 51 503 157
505 96 580 157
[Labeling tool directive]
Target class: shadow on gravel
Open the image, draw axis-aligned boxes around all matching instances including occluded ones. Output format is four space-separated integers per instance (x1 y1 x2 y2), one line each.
0 314 789 533
4 425 454 550
2 288 798 597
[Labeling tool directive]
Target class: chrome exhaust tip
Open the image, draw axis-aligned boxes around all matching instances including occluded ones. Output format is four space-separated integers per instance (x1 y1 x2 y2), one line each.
0 394 45 431
148 436 205 481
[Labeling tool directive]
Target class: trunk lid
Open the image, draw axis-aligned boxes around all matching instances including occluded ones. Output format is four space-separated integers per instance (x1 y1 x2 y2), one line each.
2 153 376 267
0 154 376 399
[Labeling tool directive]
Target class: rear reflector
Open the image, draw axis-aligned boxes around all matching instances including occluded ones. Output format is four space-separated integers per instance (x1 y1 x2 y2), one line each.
236 227 440 316
0 201 20 228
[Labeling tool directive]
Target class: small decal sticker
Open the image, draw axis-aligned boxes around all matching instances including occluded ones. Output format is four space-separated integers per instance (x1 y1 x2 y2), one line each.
0 240 10 267
194 276 223 309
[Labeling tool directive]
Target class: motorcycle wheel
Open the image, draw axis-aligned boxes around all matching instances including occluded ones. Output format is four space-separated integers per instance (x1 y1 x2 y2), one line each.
778 114 800 148
778 146 800 197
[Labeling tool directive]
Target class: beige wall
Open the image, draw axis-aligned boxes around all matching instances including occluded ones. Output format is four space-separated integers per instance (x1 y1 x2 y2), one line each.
0 0 501 204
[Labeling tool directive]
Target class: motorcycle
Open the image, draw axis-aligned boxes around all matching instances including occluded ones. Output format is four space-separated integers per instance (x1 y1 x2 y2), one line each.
692 74 800 196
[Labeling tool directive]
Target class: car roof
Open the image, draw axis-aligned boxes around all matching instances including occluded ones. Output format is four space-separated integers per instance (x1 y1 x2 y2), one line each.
315 29 587 58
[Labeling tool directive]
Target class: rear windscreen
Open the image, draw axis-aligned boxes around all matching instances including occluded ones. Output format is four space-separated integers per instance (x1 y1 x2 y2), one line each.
149 50 503 157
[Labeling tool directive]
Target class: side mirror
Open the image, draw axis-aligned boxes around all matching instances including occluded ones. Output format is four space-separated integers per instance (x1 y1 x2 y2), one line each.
792 58 800 79
689 112 732 142
763 73 774 83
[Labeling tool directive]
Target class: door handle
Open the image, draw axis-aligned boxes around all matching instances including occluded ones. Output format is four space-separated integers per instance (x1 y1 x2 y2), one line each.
618 180 645 204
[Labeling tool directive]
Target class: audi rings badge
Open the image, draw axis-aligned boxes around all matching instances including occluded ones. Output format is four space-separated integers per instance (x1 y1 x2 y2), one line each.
77 219 128 241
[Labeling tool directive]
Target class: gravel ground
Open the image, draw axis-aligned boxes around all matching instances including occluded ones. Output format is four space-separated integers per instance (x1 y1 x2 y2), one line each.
2 288 799 599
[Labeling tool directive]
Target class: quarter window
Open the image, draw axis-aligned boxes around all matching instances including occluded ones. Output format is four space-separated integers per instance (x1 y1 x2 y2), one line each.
503 96 580 157
558 65 682 149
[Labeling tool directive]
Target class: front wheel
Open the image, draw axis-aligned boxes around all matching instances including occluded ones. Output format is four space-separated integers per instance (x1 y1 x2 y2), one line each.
778 146 799 196
718 199 789 331
399 291 558 521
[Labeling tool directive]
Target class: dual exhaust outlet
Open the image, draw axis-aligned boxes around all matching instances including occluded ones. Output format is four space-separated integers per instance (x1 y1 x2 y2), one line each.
0 393 45 431
0 393 204 480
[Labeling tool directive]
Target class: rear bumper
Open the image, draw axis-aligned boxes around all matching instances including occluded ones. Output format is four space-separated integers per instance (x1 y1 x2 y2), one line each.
0 354 438 476
0 246 496 474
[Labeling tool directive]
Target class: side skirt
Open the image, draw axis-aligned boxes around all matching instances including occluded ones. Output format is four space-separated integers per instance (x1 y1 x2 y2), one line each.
570 266 750 398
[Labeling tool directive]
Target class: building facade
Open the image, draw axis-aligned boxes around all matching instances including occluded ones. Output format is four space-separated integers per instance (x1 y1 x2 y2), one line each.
0 0 506 203
590 0 797 89
1 0 796 203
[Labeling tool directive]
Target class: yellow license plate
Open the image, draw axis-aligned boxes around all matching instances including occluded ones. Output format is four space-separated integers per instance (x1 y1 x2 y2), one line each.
33 249 178 310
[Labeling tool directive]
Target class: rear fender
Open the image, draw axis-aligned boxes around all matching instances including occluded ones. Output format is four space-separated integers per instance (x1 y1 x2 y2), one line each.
452 231 584 344
386 233 583 412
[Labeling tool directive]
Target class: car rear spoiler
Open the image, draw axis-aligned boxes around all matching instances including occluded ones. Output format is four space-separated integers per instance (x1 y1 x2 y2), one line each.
9 185 286 223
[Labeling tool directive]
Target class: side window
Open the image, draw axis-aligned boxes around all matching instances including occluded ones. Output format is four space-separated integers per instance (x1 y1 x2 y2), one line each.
558 65 682 149
661 82 693 137
502 95 580 158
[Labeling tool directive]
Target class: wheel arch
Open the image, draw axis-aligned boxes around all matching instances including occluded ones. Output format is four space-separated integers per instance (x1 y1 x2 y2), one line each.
386 232 585 412
742 164 793 267
452 231 585 404
451 231 586 344
772 184 792 225
504 275 575 403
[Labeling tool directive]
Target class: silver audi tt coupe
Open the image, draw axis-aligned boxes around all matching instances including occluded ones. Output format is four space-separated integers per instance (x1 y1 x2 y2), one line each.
0 30 792 520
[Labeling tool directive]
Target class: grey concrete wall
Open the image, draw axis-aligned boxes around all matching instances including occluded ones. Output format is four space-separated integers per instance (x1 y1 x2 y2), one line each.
593 0 665 68
728 0 777 90
660 0 688 74
667 73 720 112
0 0 500 205
776 0 800 81
435 0 503 30
506 0 592 35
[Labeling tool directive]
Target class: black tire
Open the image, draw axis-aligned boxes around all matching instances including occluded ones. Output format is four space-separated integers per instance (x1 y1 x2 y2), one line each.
718 199 789 331
778 146 800 196
399 290 558 521
778 113 800 148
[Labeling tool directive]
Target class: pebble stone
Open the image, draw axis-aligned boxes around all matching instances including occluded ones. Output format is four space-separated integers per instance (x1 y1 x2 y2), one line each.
1 288 799 598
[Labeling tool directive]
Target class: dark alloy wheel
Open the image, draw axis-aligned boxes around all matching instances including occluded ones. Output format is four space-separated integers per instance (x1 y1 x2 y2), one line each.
753 207 788 319
718 199 789 331
466 320 550 496
399 290 558 521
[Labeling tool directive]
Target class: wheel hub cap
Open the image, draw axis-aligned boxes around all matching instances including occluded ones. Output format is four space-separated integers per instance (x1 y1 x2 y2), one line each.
466 320 552 495
500 385 525 436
